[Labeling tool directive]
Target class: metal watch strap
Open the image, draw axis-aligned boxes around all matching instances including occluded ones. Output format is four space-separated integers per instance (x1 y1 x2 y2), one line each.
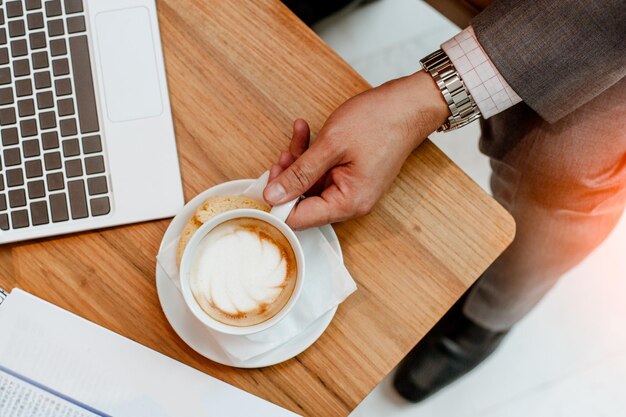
420 49 481 132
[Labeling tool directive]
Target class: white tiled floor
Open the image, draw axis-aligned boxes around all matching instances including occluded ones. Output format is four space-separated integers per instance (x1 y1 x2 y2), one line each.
314 1 626 416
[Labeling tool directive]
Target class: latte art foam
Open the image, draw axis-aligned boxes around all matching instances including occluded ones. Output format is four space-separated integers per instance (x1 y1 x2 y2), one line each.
189 217 297 327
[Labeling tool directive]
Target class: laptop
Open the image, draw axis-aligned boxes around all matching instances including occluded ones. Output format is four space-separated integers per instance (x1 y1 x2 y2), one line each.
0 0 184 244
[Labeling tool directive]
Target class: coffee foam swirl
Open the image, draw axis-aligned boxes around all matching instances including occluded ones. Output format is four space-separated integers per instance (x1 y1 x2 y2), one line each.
190 217 297 326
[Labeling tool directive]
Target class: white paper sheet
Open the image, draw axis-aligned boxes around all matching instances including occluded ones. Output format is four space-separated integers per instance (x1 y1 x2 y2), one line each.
0 289 298 417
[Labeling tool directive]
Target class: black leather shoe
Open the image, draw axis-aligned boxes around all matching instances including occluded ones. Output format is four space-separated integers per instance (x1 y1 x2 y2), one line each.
393 300 508 403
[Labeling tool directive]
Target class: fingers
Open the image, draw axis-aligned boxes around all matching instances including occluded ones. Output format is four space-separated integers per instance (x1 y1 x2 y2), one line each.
270 119 310 181
286 184 358 230
278 151 293 170
289 119 310 158
264 123 340 205
265 145 339 205
269 164 283 182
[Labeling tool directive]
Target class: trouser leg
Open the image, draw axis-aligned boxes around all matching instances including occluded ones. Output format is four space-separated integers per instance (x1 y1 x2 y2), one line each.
464 79 626 332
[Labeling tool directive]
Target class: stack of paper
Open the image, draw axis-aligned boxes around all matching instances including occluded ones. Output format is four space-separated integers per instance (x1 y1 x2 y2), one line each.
0 289 297 417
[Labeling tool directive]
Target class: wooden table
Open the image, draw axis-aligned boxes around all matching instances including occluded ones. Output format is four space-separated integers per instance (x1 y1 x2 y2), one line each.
0 1 515 415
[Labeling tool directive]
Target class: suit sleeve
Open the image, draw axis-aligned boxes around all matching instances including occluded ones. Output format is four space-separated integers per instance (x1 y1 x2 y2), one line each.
472 0 626 123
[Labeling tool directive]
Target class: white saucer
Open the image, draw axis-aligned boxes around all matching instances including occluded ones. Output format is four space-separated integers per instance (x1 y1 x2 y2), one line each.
155 179 341 368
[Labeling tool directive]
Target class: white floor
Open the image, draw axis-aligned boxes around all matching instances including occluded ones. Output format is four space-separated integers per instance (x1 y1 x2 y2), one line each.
314 1 626 416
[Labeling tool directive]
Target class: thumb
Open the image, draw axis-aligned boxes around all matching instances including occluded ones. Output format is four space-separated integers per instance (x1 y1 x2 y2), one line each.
264 139 339 205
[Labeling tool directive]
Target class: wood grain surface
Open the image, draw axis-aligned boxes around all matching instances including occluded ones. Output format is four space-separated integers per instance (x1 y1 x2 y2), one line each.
0 1 515 415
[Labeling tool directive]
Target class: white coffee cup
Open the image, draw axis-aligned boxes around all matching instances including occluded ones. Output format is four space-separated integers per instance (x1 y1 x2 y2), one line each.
178 205 304 336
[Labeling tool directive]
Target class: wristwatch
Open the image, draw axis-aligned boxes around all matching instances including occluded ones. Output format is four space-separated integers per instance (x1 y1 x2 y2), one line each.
420 49 481 132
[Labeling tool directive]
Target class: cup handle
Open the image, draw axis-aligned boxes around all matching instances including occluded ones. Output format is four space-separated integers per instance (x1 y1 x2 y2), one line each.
270 197 299 223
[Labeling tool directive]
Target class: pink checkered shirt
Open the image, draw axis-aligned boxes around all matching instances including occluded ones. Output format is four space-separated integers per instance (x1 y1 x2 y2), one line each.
441 26 521 119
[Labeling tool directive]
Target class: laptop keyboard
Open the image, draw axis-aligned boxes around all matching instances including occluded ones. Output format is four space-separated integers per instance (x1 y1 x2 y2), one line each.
0 0 111 232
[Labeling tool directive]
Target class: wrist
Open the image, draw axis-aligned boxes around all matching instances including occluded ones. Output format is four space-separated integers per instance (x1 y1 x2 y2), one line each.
398 71 451 147
410 70 451 128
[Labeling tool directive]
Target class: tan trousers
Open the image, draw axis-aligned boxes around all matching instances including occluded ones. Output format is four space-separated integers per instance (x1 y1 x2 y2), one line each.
463 79 626 331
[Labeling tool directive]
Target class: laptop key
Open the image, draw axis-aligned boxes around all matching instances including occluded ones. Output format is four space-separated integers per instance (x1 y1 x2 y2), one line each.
34 71 51 89
23 139 40 157
43 152 61 170
0 48 8 65
0 87 13 105
0 194 6 211
39 111 56 129
37 91 54 108
20 119 38 137
66 15 85 33
16 79 33 96
90 197 110 216
26 0 43 10
87 176 107 195
45 0 62 17
0 213 8 230
11 210 29 229
84 156 104 175
29 31 46 49
81 135 101 154
49 38 66 56
68 179 88 219
31 201 49 225
69 36 99 133
52 58 69 76
58 98 74 116
0 108 16 125
47 19 64 37
55 78 72 95
32 51 48 69
6 1 24 18
10 39 27 57
1 128 18 146
0 68 10 84
27 12 44 30
9 188 26 207
42 131 59 149
28 180 46 198
13 59 30 76
6 168 24 186
59 118 76 136
0 28 6 45
50 193 69 222
25 160 43 178
62 138 79 156
3 147 20 166
64 0 83 14
65 159 82 177
8 21 26 37
46 172 63 191
18 98 35 117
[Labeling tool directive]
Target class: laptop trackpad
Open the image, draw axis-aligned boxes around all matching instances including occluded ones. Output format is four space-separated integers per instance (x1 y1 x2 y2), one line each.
95 7 163 122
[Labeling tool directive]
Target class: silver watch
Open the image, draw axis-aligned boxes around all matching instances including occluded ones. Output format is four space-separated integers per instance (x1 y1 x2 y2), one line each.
420 49 481 132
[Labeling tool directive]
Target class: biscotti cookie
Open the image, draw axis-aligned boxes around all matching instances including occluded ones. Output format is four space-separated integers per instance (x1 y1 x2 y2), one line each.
176 196 270 265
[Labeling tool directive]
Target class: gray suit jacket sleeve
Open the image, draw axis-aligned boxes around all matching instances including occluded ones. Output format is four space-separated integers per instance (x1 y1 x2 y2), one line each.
472 0 626 123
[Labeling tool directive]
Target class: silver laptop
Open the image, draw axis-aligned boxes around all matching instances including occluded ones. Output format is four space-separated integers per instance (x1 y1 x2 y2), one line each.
0 0 184 244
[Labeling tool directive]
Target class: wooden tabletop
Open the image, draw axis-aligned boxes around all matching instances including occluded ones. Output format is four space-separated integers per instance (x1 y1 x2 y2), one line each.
0 1 515 416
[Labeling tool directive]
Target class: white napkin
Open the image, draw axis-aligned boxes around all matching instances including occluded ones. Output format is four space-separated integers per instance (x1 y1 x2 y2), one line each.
156 173 357 362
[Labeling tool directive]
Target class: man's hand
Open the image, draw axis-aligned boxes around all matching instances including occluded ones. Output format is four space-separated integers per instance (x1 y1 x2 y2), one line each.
263 71 450 230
